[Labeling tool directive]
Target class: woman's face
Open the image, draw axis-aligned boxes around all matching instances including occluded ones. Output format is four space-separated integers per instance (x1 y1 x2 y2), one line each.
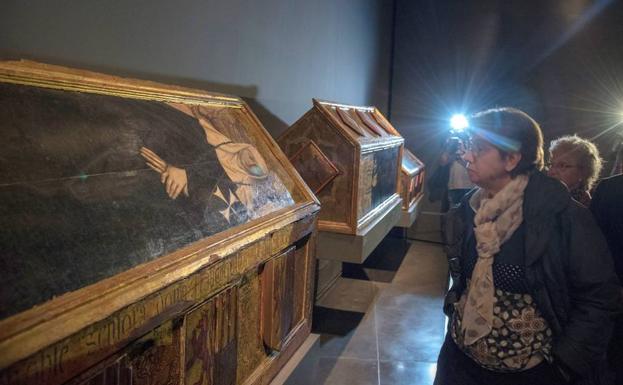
462 136 519 194
547 148 583 190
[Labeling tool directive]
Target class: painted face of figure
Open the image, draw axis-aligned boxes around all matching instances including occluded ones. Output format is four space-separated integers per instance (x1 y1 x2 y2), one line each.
547 148 584 191
462 135 521 194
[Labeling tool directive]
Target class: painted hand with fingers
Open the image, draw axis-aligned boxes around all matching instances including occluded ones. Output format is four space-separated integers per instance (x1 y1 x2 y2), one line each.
140 147 189 199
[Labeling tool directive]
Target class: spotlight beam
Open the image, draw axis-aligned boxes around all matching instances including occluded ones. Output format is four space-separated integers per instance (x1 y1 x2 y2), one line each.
450 114 469 131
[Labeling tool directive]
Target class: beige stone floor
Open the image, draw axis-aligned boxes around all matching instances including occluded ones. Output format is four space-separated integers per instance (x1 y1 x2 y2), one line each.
281 237 448 385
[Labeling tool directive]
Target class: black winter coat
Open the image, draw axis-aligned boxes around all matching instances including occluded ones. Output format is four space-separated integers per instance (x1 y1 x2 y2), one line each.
443 171 622 382
590 174 623 282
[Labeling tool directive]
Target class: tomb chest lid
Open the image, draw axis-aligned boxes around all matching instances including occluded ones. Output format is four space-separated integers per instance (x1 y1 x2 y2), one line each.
312 99 403 151
402 148 425 177
0 60 319 367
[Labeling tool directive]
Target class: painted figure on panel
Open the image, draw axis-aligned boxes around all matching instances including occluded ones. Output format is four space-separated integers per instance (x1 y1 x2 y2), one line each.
139 103 289 221
0 82 293 318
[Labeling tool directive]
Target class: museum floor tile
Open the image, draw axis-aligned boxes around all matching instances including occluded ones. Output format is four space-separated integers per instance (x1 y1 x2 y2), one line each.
280 237 448 385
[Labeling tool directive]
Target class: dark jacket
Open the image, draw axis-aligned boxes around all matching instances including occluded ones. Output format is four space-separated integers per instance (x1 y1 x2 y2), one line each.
443 171 622 381
590 174 623 282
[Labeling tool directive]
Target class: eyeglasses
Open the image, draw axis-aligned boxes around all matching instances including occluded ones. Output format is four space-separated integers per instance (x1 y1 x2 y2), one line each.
546 162 581 170
464 139 493 158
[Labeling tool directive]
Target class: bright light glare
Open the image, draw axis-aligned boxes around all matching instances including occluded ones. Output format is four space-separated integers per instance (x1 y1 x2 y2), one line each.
450 114 469 131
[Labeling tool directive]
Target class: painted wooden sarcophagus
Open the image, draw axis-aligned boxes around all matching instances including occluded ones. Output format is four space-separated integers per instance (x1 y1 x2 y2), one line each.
278 99 403 295
0 61 320 385
396 149 425 228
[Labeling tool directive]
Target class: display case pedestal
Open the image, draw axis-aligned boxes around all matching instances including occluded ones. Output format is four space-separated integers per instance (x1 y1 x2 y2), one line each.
397 191 424 228
316 195 402 263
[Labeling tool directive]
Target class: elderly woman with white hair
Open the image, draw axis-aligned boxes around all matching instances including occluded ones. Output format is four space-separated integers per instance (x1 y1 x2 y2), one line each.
547 135 603 206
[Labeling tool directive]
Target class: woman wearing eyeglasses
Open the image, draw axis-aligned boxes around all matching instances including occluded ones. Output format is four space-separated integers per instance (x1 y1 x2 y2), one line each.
435 108 621 385
547 135 603 207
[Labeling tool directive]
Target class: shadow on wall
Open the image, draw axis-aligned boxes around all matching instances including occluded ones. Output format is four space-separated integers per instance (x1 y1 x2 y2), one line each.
0 51 259 103
242 97 289 139
0 52 292 140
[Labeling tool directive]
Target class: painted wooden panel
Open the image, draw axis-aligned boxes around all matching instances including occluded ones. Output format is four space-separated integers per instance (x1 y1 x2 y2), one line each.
288 141 339 195
185 287 237 385
260 248 296 352
124 319 182 385
357 147 400 220
71 318 182 385
0 81 294 319
72 360 128 385
0 61 318 385
279 111 354 227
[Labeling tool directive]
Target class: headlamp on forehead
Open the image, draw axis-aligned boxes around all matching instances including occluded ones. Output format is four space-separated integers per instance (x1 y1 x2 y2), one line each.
467 126 521 153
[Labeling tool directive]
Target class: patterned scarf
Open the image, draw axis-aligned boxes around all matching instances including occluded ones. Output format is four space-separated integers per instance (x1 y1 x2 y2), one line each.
461 174 529 345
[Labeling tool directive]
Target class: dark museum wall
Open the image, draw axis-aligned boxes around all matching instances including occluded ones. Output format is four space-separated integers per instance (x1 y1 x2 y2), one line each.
390 0 623 241
0 0 394 136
